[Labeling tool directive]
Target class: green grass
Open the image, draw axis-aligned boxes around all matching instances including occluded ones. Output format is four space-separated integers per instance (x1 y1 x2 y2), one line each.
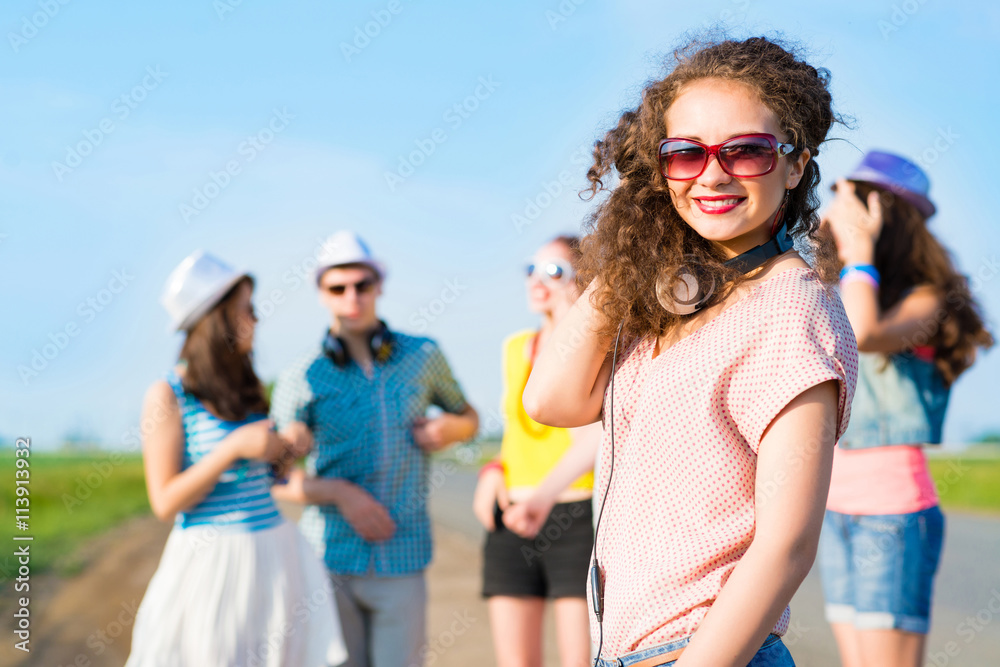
0 450 151 580
928 453 1000 515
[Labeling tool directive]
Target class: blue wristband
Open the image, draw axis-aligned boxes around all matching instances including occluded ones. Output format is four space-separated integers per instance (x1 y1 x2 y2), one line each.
839 264 880 283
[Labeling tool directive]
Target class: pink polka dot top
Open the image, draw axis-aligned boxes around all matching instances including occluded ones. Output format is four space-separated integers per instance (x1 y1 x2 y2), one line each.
591 267 858 655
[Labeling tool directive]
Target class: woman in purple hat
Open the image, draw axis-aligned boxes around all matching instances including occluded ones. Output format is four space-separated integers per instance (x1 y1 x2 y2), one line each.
820 151 993 667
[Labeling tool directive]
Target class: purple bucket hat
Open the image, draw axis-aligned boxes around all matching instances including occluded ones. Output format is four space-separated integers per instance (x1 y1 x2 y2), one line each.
843 150 936 218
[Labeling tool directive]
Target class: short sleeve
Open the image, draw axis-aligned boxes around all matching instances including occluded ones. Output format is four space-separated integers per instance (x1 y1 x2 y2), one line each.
729 285 857 454
426 342 469 415
270 364 314 432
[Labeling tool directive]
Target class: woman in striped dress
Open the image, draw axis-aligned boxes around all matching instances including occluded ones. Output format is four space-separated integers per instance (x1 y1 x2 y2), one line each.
125 251 347 667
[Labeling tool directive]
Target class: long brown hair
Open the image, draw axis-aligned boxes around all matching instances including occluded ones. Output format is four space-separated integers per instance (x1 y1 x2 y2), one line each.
179 277 269 420
579 36 843 344
852 183 993 386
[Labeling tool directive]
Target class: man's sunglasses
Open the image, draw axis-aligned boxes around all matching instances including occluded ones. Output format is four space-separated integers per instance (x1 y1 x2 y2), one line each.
324 278 377 296
526 260 575 283
657 133 794 181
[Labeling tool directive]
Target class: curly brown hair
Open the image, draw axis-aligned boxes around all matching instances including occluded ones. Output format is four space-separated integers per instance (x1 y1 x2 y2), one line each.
850 183 993 386
579 36 842 344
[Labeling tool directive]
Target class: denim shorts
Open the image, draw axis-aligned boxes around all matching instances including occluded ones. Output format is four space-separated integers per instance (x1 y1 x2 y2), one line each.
596 633 794 666
818 506 945 634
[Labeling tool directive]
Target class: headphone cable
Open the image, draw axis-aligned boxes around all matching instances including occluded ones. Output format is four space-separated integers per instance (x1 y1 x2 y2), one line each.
591 320 624 666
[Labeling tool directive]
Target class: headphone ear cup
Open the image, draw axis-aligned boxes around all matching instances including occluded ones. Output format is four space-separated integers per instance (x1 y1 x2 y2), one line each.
323 331 348 367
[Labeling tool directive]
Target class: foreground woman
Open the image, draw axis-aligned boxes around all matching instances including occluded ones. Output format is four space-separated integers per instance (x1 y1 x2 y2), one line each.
524 37 859 666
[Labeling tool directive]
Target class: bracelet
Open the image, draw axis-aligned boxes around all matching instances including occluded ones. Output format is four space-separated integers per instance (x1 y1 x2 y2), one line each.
839 264 880 283
840 271 880 289
478 461 504 477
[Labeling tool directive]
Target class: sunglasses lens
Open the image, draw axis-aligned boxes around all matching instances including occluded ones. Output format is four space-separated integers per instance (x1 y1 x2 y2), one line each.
326 279 375 295
719 137 775 177
546 264 564 280
526 264 536 278
660 140 707 180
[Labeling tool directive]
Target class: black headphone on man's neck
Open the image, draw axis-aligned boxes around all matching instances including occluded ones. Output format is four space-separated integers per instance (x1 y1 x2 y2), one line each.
322 320 394 368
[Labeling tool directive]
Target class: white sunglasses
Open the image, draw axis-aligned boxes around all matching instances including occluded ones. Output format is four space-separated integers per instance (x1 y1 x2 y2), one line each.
525 259 576 284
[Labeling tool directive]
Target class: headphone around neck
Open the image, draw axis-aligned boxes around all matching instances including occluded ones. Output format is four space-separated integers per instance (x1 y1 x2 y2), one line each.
655 199 794 315
322 320 394 368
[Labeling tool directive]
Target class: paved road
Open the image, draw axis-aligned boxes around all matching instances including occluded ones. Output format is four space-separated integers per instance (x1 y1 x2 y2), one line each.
430 464 1000 666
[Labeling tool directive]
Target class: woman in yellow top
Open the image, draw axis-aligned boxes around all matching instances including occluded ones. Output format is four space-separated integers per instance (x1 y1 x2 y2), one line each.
473 235 601 667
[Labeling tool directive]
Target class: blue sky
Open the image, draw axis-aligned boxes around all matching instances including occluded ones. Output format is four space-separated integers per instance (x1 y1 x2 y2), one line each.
2 0 999 449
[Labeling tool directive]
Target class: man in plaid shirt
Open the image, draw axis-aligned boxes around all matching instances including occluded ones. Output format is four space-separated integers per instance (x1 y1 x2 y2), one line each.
272 231 478 667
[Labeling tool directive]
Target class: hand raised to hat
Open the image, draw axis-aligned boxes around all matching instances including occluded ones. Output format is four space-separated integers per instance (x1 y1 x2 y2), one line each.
822 179 885 265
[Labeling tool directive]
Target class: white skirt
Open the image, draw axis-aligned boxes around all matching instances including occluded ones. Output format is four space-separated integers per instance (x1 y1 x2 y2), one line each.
125 520 347 667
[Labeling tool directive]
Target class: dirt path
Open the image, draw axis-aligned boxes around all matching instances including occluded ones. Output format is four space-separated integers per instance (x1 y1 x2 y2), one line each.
1 514 172 667
0 513 555 667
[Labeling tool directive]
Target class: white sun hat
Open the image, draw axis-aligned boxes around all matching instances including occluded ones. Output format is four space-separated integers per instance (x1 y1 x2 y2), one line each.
313 230 386 285
161 250 249 331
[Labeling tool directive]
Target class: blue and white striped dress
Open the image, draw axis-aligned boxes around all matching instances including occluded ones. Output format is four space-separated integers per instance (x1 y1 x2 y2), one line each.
126 370 347 667
170 370 283 532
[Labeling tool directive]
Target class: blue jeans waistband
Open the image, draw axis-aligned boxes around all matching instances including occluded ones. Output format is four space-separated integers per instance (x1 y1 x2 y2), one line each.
597 632 782 666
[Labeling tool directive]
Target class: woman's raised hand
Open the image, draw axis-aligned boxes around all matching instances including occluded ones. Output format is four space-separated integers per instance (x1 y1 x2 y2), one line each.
822 179 885 264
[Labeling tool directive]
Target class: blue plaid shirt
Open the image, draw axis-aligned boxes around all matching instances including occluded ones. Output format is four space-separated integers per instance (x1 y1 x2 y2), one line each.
271 330 469 576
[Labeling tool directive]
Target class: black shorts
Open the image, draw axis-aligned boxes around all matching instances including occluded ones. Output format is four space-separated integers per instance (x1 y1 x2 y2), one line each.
482 499 594 599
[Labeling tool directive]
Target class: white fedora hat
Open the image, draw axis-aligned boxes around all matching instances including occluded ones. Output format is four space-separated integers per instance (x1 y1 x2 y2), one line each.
161 250 249 331
313 230 386 285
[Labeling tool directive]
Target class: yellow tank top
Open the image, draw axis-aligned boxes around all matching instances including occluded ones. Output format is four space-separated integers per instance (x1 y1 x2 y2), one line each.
500 330 594 491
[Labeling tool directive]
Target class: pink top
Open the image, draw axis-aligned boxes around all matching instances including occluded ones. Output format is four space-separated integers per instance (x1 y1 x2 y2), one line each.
592 268 858 655
826 445 939 515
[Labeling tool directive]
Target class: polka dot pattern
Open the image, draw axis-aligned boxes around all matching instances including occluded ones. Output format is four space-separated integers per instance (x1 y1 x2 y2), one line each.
591 267 858 654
